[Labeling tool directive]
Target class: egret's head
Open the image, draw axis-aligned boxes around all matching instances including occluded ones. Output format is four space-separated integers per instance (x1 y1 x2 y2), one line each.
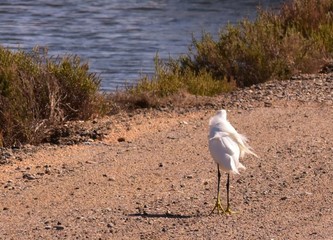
217 109 227 120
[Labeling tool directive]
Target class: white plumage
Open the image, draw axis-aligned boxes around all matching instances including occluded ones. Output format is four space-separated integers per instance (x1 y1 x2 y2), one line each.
208 109 257 214
209 109 257 174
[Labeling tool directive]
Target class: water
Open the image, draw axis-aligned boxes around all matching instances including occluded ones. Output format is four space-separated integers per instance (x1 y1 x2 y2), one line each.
0 0 284 91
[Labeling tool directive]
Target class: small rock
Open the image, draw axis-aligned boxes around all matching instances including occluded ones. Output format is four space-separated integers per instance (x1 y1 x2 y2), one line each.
54 225 65 230
85 160 97 164
108 177 116 181
264 101 272 107
44 166 51 174
22 173 36 180
167 134 178 140
117 137 126 142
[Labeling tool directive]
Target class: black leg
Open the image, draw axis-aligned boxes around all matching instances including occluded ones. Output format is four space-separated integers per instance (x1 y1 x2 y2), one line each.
210 164 224 214
225 173 236 214
217 164 221 198
226 173 230 209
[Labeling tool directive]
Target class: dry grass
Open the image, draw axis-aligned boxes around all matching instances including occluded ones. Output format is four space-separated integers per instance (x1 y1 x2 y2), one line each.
129 0 333 95
0 46 104 147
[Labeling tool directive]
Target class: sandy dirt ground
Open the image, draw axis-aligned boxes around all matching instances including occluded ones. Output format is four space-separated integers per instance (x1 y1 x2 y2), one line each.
0 76 332 239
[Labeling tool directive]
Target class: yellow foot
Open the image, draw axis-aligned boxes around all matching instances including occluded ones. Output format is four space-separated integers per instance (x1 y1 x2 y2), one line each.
210 199 225 215
224 207 237 215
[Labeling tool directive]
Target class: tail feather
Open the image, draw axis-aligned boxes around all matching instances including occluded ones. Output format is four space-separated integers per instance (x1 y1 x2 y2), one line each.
237 162 246 170
228 133 258 158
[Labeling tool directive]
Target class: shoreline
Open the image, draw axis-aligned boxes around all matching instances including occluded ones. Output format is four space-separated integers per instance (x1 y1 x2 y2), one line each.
1 72 332 163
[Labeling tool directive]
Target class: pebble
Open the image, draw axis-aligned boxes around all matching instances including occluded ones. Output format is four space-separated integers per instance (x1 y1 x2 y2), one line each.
54 225 65 230
117 137 126 142
264 101 272 107
53 221 65 230
22 173 37 180
219 73 333 110
85 161 97 164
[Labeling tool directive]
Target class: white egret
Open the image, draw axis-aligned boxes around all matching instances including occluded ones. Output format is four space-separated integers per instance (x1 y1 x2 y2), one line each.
208 109 257 214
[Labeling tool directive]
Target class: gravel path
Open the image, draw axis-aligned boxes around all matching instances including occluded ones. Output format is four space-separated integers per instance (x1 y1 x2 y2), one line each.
0 74 332 239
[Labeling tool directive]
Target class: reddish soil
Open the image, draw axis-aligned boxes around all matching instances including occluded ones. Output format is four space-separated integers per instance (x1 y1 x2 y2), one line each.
0 75 332 239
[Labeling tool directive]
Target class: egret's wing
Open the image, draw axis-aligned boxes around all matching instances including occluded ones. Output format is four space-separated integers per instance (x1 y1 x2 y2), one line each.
209 132 236 155
209 132 239 173
220 136 246 172
213 120 258 158
209 110 258 158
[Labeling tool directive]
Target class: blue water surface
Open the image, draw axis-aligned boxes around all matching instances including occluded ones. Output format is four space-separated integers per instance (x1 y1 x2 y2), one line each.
0 0 284 91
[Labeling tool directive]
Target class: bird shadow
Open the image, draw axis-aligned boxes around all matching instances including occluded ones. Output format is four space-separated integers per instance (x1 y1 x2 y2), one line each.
128 212 193 219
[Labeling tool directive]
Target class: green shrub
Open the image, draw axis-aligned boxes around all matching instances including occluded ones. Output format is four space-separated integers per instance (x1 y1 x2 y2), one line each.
131 0 333 97
129 54 234 99
0 46 103 147
131 57 184 97
183 0 333 87
47 55 102 119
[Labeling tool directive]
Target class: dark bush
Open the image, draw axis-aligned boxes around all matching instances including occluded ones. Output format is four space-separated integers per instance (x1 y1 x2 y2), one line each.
0 47 104 147
131 0 333 96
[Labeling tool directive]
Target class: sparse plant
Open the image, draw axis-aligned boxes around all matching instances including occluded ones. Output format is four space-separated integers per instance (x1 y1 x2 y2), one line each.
130 0 333 96
0 46 104 147
129 54 235 100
